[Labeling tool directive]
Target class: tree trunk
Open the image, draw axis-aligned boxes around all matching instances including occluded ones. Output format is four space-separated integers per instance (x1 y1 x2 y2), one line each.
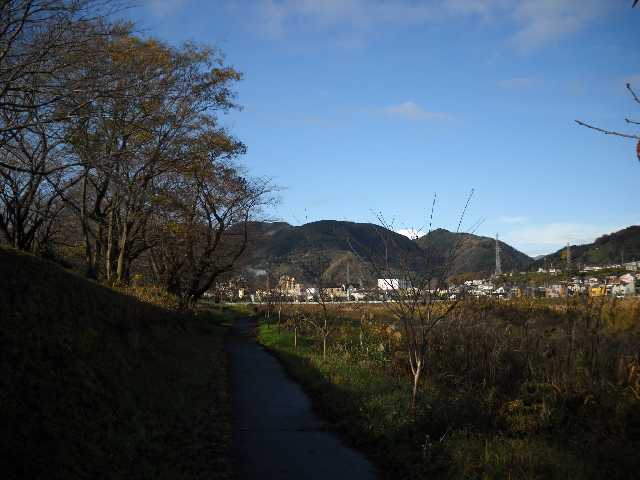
410 357 422 412
81 173 98 279
105 203 118 282
115 221 129 285
13 195 20 249
323 334 327 360
84 237 96 279
277 305 281 333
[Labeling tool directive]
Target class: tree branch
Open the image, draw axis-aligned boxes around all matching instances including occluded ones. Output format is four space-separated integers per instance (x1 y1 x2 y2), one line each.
574 120 640 140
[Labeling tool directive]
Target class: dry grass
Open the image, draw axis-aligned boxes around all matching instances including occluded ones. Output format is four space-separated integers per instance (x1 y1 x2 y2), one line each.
258 297 640 478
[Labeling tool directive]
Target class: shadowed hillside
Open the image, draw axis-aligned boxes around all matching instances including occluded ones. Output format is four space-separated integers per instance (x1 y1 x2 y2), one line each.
248 221 533 283
249 220 425 284
534 226 640 268
0 247 234 479
415 228 534 277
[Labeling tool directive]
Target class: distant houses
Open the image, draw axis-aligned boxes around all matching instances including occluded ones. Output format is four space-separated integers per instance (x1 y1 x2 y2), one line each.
461 269 639 300
624 261 640 271
210 260 640 303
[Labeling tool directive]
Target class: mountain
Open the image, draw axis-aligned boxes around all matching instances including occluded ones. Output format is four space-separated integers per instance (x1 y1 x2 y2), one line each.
246 221 292 238
414 229 534 278
248 220 425 285
533 226 640 268
247 220 533 284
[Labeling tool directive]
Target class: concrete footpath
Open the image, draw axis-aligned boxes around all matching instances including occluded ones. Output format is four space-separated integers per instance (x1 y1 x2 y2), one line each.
226 316 377 480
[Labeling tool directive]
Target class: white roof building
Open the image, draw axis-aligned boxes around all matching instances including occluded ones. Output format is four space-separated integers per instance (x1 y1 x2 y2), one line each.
377 278 412 291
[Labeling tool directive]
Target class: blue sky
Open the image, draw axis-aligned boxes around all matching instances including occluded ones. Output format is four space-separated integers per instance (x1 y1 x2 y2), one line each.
127 0 639 257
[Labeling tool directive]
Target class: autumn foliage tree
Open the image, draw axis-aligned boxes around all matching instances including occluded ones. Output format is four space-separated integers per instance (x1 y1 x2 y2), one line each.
149 131 272 308
0 1 273 310
61 35 246 283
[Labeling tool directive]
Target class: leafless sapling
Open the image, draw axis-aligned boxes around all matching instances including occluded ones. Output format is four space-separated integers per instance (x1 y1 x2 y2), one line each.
351 191 477 411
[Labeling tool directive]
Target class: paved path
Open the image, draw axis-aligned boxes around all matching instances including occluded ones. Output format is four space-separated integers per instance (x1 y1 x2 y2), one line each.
227 316 377 480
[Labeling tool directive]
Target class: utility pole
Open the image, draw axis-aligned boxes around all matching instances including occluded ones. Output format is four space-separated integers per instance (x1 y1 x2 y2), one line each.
346 262 351 300
494 233 502 277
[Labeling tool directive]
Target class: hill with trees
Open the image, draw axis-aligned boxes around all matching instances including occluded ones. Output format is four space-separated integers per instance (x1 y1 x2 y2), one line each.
533 226 640 269
248 220 425 285
247 221 533 284
415 228 534 278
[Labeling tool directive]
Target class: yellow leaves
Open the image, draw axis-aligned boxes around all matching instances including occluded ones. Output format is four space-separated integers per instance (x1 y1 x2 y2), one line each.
161 220 205 240
162 221 189 236
61 244 85 258
129 129 154 145
211 66 242 83
117 284 180 310
108 35 173 71
151 193 173 206
505 399 524 413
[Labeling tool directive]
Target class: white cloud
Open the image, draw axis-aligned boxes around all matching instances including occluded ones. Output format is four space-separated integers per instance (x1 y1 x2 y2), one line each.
502 222 625 257
509 0 606 51
507 223 610 246
396 228 423 240
257 0 289 36
383 101 449 121
446 0 607 50
258 0 436 31
253 0 439 46
253 0 610 50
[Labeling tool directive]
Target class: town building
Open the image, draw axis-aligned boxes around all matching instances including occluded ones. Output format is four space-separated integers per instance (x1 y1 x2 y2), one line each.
377 278 412 291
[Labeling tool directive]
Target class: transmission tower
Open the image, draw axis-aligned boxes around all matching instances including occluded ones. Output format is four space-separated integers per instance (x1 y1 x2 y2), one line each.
494 233 502 277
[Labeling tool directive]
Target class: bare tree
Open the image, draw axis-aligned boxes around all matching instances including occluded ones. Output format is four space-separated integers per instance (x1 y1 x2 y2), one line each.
260 270 275 322
0 2 133 267
351 192 476 411
298 254 342 361
0 1 126 143
149 139 274 309
575 82 640 162
573 2 639 159
0 110 72 252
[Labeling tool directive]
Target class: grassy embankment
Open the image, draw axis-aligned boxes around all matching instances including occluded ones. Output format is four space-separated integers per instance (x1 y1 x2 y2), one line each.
0 246 240 479
258 300 640 479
